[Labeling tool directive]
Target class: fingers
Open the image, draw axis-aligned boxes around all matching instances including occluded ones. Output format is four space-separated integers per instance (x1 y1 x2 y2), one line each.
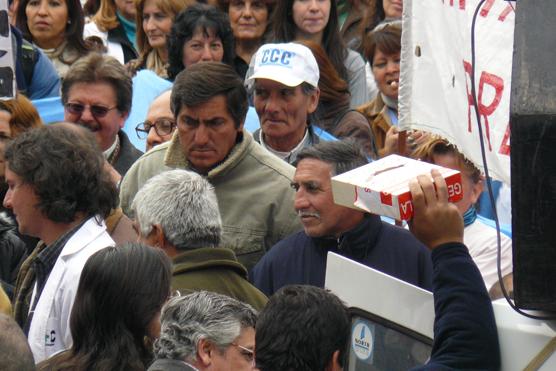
431 169 449 203
417 173 436 206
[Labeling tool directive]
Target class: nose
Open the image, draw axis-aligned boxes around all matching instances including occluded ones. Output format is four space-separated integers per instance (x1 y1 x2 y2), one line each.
243 3 252 17
193 124 209 145
293 187 310 211
309 0 319 11
201 44 213 61
263 92 279 115
3 189 12 210
37 1 48 15
79 106 96 123
386 60 400 74
145 17 156 31
146 126 161 150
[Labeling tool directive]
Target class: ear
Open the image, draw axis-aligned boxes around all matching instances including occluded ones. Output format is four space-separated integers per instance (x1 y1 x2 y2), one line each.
307 88 321 115
119 111 129 129
470 176 485 204
197 338 214 367
325 350 343 371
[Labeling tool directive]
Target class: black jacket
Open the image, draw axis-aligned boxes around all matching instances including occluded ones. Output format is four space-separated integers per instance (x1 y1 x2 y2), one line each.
251 214 433 296
0 212 28 299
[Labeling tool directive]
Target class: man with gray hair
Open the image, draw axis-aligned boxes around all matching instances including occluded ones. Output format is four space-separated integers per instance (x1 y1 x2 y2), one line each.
148 291 257 371
132 169 267 310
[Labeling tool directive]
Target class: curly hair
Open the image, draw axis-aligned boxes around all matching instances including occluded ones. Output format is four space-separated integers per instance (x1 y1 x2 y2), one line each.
4 125 118 223
166 3 235 81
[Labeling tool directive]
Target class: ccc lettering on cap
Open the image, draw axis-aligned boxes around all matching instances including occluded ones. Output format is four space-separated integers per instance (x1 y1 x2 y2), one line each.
260 49 296 68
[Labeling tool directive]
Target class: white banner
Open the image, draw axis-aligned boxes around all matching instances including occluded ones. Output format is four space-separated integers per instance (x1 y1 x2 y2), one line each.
399 0 515 184
0 0 15 99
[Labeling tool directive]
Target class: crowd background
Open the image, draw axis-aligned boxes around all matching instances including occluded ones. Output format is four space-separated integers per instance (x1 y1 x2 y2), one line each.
0 0 513 370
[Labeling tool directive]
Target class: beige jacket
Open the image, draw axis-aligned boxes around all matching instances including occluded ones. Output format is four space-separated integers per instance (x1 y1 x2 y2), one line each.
119 130 302 270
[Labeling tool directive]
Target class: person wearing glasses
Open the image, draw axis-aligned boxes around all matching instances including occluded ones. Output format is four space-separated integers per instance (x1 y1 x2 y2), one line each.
148 291 257 371
136 90 177 152
62 53 143 179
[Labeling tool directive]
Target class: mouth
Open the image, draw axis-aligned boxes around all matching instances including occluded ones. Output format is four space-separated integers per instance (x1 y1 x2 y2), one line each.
387 79 399 88
34 21 50 28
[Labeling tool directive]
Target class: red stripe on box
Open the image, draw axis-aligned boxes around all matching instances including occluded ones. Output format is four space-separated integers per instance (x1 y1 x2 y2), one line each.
380 192 392 206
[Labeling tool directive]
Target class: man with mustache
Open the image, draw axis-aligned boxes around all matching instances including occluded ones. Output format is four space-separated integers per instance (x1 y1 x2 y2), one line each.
120 62 301 270
251 140 433 295
61 53 143 179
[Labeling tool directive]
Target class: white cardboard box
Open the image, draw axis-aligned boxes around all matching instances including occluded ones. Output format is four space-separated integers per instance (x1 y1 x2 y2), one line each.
331 154 463 221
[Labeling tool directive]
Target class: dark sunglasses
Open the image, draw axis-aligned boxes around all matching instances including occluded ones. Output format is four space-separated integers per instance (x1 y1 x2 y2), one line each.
135 118 177 139
65 103 118 118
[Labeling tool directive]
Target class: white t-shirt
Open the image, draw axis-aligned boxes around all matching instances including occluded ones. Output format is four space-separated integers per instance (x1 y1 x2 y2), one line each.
464 220 513 291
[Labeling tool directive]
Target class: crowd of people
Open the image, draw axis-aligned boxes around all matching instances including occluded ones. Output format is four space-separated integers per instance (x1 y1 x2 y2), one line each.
1 0 511 370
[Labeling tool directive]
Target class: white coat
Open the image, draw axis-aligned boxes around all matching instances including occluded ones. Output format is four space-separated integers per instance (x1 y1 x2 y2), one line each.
28 216 115 363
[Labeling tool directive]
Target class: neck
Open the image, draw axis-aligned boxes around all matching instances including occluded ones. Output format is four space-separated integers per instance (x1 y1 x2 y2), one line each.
35 36 64 50
157 47 168 63
295 31 323 45
263 127 307 152
236 39 260 63
40 214 87 246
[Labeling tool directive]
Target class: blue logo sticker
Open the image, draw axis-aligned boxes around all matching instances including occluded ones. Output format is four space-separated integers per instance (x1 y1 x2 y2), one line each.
351 320 374 361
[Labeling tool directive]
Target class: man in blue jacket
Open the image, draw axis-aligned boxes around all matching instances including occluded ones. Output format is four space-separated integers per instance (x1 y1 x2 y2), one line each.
254 169 500 371
251 140 433 294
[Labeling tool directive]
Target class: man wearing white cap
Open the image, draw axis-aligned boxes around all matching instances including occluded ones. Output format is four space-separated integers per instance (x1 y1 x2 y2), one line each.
248 43 334 164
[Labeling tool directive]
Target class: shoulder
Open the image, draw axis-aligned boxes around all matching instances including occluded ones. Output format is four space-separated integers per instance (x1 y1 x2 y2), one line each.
378 222 430 254
344 49 366 70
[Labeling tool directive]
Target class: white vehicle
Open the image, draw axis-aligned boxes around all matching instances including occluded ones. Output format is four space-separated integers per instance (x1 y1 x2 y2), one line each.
325 253 556 371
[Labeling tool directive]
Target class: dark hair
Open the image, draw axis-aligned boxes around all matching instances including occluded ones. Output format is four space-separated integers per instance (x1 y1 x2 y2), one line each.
296 139 368 175
61 53 132 114
167 3 235 81
362 0 386 35
38 243 172 371
16 0 91 60
363 21 402 66
297 40 349 103
0 314 35 371
270 0 348 81
171 62 248 129
255 285 350 371
4 125 118 223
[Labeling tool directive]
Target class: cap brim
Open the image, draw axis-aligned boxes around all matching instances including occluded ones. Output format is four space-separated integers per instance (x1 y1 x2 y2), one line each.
248 69 304 87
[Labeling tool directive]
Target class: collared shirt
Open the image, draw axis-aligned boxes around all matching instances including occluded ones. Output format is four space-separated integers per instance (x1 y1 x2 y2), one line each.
24 220 86 334
259 128 311 164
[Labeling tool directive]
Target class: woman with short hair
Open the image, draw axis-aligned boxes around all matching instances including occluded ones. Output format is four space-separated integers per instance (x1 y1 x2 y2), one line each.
166 3 234 81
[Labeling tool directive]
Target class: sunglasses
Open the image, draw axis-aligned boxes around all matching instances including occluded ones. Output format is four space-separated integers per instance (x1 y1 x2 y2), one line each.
135 118 177 139
65 103 118 118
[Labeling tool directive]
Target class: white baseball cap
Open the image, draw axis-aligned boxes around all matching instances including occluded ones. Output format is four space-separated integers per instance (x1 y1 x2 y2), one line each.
247 43 320 88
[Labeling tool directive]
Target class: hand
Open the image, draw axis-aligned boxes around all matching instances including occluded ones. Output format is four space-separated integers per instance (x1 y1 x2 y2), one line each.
383 126 400 156
408 169 463 249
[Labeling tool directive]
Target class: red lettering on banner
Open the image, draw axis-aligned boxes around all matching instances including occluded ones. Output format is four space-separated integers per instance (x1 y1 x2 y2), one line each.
498 123 510 155
463 60 504 151
447 0 465 9
480 0 514 22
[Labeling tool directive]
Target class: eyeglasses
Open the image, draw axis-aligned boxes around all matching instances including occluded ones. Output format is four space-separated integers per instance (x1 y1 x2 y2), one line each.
231 342 255 364
135 118 177 139
65 102 118 118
